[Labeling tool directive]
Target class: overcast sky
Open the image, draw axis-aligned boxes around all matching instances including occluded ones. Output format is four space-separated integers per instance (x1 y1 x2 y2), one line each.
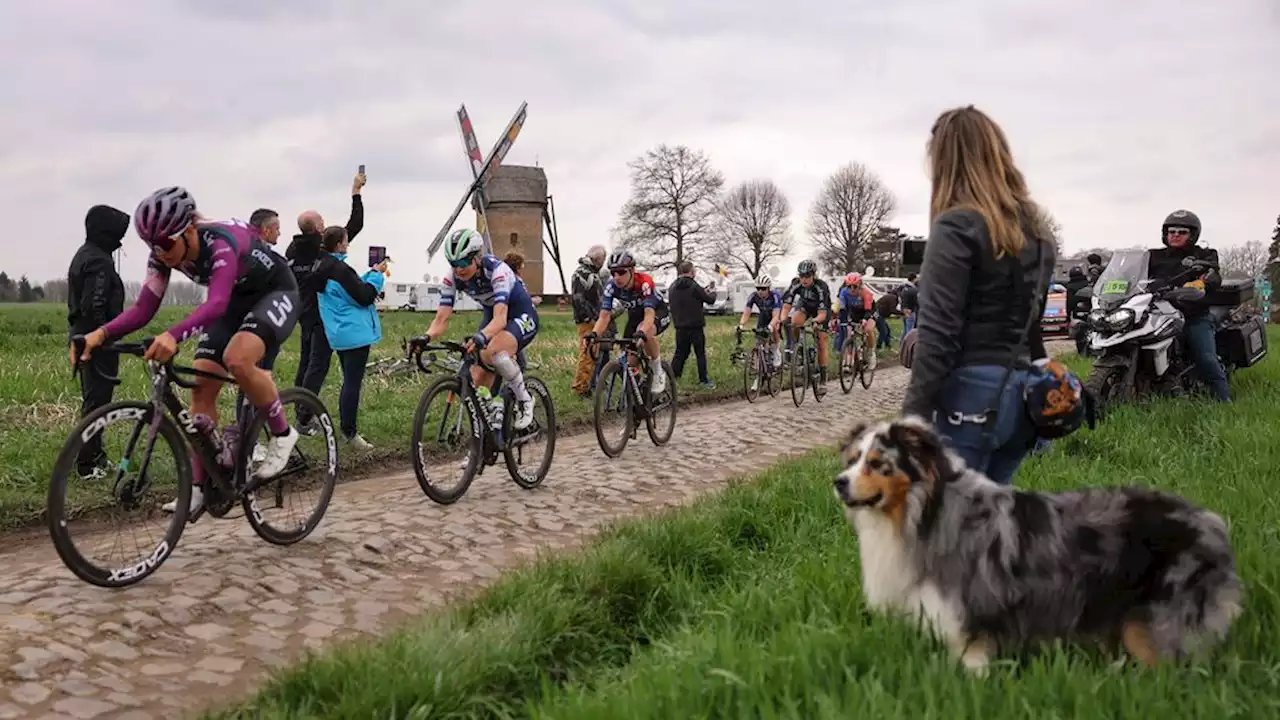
2 0 1276 289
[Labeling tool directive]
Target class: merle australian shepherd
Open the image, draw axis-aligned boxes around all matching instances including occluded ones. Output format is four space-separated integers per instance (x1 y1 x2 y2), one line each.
833 416 1242 674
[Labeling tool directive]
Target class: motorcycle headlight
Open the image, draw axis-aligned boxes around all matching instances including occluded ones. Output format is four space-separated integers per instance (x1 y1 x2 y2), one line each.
1105 308 1136 331
1088 309 1106 330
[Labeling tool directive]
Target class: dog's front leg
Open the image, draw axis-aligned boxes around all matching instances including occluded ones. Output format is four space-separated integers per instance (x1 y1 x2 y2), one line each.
950 634 997 677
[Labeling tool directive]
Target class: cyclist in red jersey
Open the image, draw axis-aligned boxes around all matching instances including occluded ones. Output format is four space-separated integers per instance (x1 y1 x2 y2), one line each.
584 249 672 395
76 187 301 515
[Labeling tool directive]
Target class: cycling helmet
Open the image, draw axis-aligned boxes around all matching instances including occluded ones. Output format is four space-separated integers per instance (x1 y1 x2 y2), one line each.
607 249 637 271
443 228 485 263
1161 209 1201 246
1023 359 1087 439
135 186 197 250
797 259 818 276
755 273 773 288
1068 265 1085 281
844 272 862 286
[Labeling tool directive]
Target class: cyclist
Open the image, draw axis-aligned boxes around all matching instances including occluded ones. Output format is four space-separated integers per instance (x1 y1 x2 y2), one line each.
838 272 877 370
736 273 782 368
423 228 538 429
584 249 671 395
75 186 301 515
779 259 833 381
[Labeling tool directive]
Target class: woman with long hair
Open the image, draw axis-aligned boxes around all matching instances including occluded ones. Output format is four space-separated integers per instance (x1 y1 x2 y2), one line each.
901 105 1057 484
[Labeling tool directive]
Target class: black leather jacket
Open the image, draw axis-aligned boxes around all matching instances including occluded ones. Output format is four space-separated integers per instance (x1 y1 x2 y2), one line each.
1148 245 1220 318
903 208 1055 418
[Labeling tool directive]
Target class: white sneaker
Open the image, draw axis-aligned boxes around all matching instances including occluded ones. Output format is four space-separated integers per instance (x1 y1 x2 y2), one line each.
772 349 783 368
867 350 877 370
162 486 204 515
346 433 373 450
256 428 299 479
251 444 267 463
750 378 759 392
650 364 667 395
513 396 535 430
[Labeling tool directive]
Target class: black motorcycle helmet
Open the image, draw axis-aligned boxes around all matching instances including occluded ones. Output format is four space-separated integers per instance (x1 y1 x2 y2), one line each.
1068 265 1085 281
1161 209 1202 246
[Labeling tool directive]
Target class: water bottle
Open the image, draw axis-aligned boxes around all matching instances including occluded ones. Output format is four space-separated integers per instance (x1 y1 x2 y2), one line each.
220 425 241 468
475 386 503 428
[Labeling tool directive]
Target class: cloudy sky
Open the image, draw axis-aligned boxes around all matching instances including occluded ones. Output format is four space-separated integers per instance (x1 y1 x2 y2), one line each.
2 0 1276 289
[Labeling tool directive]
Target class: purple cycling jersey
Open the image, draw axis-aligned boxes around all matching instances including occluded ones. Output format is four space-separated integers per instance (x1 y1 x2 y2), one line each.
103 219 284 342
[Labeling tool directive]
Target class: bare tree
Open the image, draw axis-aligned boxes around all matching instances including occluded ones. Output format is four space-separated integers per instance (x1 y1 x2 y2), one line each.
807 163 897 274
614 145 725 271
1268 214 1280 288
713 179 794 279
1219 240 1270 279
42 278 69 303
1028 204 1065 259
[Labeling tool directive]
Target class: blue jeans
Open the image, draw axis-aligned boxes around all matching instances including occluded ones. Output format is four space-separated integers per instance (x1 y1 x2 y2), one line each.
1184 315 1230 401
932 364 1037 485
875 314 892 348
903 312 916 335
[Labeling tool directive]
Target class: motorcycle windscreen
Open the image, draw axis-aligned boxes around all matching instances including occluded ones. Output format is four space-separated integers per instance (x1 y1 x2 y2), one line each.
1093 250 1150 309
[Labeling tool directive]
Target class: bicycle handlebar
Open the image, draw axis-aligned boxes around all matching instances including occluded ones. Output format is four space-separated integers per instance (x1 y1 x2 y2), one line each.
70 334 227 390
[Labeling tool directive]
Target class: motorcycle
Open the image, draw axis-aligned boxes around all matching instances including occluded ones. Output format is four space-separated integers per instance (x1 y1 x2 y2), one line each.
1080 249 1267 413
1069 306 1094 357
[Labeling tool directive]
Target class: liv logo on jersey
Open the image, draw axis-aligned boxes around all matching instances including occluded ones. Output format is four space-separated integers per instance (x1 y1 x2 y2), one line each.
266 295 294 327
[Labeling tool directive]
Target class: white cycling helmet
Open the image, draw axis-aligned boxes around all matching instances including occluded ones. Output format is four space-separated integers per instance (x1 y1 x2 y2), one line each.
443 228 485 263
755 274 772 287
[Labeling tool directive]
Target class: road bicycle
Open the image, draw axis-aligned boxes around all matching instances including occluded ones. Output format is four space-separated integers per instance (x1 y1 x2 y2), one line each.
838 321 876 394
788 321 828 407
409 338 556 505
50 337 338 588
590 334 678 458
735 326 780 403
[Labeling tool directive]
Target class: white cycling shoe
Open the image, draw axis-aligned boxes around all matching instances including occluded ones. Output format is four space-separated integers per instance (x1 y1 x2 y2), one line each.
255 427 300 479
162 486 204 515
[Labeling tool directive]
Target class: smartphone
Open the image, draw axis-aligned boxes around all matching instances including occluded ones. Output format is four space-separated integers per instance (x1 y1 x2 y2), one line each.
368 245 388 267
358 164 366 175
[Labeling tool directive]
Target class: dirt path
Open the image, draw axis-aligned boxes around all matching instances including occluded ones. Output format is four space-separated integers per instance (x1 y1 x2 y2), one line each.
1 366 916 719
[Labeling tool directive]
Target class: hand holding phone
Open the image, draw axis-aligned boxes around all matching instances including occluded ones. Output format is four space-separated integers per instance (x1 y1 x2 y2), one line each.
368 245 388 268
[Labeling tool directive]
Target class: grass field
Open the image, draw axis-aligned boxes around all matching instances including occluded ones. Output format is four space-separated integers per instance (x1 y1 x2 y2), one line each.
214 328 1280 720
0 303 903 531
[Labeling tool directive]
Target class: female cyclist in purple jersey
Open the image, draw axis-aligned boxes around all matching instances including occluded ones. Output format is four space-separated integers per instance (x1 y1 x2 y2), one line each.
75 186 302 515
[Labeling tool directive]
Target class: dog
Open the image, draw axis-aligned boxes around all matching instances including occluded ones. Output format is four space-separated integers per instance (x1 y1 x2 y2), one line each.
832 416 1242 674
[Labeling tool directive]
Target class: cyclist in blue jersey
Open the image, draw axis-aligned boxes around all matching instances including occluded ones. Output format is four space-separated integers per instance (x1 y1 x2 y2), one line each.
736 273 783 368
424 228 538 429
76 187 301 515
584 249 671 395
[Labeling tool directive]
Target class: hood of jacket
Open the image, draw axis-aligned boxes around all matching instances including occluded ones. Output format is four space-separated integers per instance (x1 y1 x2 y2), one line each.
577 256 601 273
287 232 323 264
85 204 130 253
669 276 698 291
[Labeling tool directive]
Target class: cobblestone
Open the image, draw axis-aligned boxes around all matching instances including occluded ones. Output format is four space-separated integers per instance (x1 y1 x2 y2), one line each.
0 360 970 718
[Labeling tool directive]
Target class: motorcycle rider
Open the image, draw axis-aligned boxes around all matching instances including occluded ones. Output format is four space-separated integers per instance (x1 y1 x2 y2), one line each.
1085 253 1105 284
1149 209 1230 402
1064 265 1092 355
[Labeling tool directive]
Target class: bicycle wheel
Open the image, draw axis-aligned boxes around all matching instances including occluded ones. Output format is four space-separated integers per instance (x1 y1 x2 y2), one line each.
811 346 827 403
790 341 808 407
593 359 633 458
839 343 857 394
412 376 482 505
743 346 762 403
646 360 678 446
241 388 338 545
764 347 779 398
860 347 876 389
47 401 192 588
503 376 556 489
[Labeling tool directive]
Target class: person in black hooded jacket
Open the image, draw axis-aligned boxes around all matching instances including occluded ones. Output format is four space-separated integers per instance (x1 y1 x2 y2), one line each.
66 204 130 477
287 172 365 401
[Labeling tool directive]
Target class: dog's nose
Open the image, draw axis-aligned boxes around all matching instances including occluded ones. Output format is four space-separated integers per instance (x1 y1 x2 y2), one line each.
834 476 849 493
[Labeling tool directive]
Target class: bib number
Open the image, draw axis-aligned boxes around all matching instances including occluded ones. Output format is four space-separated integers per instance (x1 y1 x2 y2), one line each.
1101 280 1129 295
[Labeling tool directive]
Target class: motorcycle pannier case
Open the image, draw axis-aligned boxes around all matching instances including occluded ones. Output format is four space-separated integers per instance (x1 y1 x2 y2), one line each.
1217 315 1268 368
1206 278 1255 307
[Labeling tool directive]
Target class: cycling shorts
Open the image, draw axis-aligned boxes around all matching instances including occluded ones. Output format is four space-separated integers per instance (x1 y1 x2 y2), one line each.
195 288 300 368
791 303 829 328
622 302 671 339
755 311 776 331
480 304 539 351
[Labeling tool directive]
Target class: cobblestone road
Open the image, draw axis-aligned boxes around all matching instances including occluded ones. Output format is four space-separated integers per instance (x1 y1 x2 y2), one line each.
0 365 918 718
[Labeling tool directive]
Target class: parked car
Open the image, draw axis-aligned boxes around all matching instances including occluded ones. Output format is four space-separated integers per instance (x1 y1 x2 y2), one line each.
1041 282 1069 337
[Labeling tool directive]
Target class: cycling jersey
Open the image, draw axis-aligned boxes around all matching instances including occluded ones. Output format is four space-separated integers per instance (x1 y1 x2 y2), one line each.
103 219 295 344
781 277 832 315
441 254 539 349
602 271 670 337
839 285 874 322
746 290 782 328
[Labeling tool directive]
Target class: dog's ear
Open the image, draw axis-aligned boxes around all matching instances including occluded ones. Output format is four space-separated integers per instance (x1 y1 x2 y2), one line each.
840 422 871 464
888 417 951 481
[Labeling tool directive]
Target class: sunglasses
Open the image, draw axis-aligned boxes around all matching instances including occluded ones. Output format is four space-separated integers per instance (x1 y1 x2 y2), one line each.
610 268 631 276
1166 227 1191 236
799 273 815 279
449 256 475 268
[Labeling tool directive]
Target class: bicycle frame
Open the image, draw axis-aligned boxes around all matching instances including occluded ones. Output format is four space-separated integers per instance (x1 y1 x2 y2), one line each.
594 336 653 415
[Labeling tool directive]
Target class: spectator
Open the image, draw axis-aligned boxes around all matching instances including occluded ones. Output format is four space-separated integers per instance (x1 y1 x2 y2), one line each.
503 249 542 306
249 208 281 246
899 273 920 334
316 225 387 449
570 245 607 397
667 261 717 388
66 204 129 479
287 172 365 426
874 287 899 349
902 105 1056 485
1085 253 1104 284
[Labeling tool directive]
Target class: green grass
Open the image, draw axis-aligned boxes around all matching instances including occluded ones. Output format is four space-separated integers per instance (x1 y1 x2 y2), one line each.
0 303 906 530
213 328 1280 720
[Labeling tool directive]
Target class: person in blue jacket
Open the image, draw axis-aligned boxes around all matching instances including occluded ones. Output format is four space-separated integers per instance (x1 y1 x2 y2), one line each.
317 225 387 450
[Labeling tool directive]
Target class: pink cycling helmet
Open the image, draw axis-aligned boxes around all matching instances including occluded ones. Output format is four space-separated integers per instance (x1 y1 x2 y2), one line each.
844 272 862 286
135 186 197 250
